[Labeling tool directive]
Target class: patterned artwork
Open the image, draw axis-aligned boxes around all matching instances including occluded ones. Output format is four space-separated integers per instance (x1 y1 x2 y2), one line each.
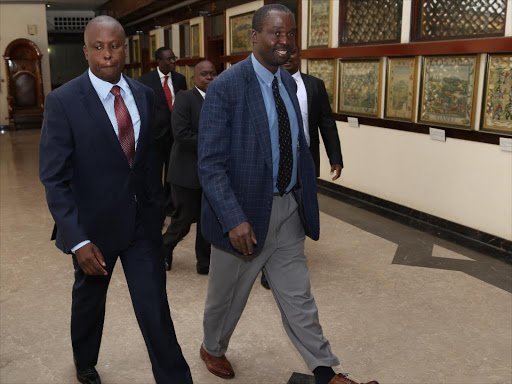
150 34 157 61
481 54 512 135
307 59 336 108
345 0 402 44
191 24 200 58
187 65 195 90
230 12 254 54
385 57 417 121
308 0 330 48
419 55 479 129
338 59 382 117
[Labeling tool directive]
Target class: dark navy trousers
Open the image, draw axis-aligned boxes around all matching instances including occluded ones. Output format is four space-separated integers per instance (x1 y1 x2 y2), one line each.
70 217 192 384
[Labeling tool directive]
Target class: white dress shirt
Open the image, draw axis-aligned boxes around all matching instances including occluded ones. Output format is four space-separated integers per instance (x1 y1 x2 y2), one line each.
157 67 175 105
292 70 310 147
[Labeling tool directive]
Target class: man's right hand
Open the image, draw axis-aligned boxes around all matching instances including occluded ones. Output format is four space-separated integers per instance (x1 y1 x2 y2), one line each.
229 222 257 255
75 243 108 275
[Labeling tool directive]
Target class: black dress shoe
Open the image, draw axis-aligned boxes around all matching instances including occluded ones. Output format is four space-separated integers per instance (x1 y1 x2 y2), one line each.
163 247 173 271
260 272 270 290
76 366 101 384
197 266 209 275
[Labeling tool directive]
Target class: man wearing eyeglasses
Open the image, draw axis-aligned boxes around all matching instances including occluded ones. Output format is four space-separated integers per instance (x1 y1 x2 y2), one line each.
140 47 187 270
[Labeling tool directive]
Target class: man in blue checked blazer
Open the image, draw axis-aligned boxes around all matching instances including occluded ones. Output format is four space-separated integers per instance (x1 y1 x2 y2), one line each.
197 5 379 384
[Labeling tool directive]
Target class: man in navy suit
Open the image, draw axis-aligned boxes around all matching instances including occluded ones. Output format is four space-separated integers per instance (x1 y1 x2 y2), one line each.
39 16 192 384
197 5 377 384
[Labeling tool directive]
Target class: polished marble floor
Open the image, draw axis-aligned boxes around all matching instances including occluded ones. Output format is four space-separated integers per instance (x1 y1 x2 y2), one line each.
1 130 511 384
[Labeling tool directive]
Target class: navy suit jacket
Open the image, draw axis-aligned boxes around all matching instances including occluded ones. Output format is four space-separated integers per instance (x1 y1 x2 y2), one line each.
39 71 162 254
198 56 320 254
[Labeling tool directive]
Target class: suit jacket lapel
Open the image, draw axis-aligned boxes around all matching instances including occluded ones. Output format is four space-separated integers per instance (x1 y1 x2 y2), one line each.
79 72 127 163
126 77 148 166
151 69 166 99
242 58 273 170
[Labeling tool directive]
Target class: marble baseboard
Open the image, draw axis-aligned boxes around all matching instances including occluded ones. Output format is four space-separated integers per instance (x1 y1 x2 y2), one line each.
317 179 512 262
287 372 316 384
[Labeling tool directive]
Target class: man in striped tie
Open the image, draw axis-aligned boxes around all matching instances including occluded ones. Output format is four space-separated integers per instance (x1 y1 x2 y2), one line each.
39 15 192 384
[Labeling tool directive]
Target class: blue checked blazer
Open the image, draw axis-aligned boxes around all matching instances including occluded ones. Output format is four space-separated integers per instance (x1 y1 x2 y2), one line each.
198 56 320 254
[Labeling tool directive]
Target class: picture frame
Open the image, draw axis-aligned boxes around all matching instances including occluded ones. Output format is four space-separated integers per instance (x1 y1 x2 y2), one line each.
307 59 337 109
186 65 195 90
480 53 512 135
176 65 186 78
338 58 382 117
149 34 157 61
418 55 480 130
132 38 140 63
230 11 254 54
190 24 200 58
385 57 418 122
308 0 331 48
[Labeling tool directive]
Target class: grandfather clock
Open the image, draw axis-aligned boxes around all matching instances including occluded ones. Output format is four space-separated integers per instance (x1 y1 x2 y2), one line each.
3 38 45 130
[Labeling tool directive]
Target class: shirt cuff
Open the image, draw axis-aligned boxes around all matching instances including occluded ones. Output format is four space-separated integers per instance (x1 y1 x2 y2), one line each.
71 240 91 253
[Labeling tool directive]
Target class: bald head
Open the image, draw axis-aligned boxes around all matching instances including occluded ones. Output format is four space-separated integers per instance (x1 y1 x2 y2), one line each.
84 16 125 43
194 60 216 92
83 16 126 84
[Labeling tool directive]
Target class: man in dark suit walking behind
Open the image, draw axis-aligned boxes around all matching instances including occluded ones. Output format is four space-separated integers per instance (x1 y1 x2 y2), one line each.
197 5 377 384
163 60 216 274
139 46 187 226
39 16 192 384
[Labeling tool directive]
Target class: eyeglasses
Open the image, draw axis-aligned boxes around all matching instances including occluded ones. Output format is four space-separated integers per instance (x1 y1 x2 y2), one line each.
165 56 178 62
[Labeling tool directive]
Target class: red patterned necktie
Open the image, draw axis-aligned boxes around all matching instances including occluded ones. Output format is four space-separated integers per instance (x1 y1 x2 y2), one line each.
110 85 135 166
163 75 173 111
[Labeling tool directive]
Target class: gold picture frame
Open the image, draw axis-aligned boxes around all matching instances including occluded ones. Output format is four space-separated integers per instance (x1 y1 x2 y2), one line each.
149 34 157 61
419 55 480 130
307 59 337 109
176 65 186 78
230 11 254 54
308 0 331 48
338 58 383 117
191 24 201 58
186 65 195 90
385 57 418 122
481 53 512 135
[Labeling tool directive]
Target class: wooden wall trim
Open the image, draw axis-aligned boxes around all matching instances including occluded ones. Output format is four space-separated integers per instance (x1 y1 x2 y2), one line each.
301 37 512 59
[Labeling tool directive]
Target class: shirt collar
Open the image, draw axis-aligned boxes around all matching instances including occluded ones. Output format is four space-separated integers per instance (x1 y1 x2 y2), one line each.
291 70 302 82
251 53 282 87
157 66 171 80
195 86 206 99
88 68 129 100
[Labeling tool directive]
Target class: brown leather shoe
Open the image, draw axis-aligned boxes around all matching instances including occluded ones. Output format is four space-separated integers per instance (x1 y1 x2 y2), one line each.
200 344 235 379
328 374 379 384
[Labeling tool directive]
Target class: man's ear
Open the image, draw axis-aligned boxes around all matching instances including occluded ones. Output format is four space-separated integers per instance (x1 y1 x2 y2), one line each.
251 29 257 44
83 45 88 60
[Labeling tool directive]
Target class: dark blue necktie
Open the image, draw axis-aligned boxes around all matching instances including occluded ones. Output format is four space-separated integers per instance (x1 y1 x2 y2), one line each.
272 76 293 194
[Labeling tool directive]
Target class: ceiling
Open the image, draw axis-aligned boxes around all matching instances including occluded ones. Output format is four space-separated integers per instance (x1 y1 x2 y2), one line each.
0 0 109 11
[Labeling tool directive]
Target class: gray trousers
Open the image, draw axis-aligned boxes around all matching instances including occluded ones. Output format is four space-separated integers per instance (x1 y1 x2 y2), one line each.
202 193 340 371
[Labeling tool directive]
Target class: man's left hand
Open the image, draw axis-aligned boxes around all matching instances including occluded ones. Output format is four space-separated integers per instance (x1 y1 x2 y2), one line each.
330 164 342 181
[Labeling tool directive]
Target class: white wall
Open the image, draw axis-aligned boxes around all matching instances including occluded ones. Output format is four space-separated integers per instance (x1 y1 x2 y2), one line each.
319 124 512 240
0 3 51 125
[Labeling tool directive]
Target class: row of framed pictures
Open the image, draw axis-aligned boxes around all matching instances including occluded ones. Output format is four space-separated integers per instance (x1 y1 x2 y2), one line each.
176 65 196 90
308 53 512 135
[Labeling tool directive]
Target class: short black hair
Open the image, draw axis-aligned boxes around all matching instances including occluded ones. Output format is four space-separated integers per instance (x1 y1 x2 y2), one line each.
252 4 294 33
155 47 172 61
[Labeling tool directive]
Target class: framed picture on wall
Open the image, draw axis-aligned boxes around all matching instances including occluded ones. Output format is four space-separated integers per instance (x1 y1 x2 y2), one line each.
149 34 157 61
132 39 140 63
385 57 418 122
308 0 331 48
481 53 512 135
230 11 254 54
418 55 480 130
191 24 200 58
176 65 186 78
307 59 336 109
338 58 382 117
186 65 195 90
